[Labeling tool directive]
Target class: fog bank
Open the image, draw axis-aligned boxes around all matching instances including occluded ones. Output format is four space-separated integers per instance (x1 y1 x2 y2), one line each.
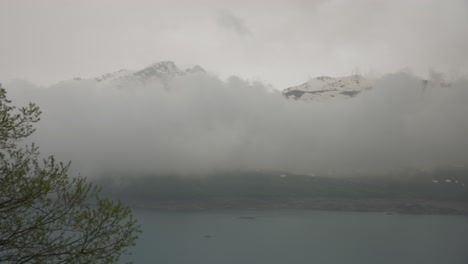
6 72 468 176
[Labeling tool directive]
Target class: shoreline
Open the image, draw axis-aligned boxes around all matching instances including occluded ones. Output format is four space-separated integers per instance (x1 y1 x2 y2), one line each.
129 197 468 215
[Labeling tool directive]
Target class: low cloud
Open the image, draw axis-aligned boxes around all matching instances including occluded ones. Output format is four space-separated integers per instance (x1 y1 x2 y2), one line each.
6 72 468 177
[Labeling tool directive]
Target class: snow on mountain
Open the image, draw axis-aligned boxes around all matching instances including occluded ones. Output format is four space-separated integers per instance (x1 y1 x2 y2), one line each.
283 75 372 101
95 69 133 82
69 62 376 102
72 61 206 87
135 61 183 79
132 61 206 82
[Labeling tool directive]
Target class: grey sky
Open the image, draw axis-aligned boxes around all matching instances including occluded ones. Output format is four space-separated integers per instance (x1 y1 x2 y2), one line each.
218 10 252 37
1 0 467 88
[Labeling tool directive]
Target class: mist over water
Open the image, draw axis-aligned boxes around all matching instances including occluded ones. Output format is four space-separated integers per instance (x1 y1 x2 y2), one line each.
6 72 468 177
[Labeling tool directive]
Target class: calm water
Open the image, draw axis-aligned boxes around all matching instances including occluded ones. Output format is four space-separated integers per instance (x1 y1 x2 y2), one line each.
122 209 468 264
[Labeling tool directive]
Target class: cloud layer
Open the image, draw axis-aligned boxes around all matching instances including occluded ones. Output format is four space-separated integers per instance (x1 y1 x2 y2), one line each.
6 72 468 177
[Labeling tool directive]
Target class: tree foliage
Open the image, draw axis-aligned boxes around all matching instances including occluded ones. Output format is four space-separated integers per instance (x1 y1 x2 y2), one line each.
0 85 140 264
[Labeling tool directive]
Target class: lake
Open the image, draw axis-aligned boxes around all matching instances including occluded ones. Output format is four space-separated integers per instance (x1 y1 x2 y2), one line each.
121 209 468 264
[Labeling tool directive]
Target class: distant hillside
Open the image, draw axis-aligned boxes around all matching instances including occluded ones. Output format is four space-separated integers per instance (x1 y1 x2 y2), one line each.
96 167 468 214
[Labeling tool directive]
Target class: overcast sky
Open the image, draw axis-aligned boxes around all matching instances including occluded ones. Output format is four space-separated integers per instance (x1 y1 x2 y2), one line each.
1 0 467 88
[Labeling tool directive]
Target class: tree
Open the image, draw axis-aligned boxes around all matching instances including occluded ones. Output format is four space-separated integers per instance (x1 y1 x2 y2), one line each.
0 85 141 264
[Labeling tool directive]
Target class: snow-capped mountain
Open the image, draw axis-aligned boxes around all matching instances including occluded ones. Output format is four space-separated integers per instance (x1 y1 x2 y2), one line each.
95 69 132 82
71 62 375 101
283 75 372 101
134 61 205 79
73 61 206 86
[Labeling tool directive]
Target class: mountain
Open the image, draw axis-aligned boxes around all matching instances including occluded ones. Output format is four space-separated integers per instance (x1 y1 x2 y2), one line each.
70 62 376 101
72 61 206 86
95 69 133 83
283 75 372 101
133 61 205 79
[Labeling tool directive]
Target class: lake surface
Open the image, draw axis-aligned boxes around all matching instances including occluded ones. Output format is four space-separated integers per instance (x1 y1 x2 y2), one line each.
122 209 468 264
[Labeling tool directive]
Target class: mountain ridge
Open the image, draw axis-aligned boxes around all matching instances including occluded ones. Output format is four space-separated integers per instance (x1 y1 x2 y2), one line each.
70 61 207 86
283 75 373 101
70 61 375 101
